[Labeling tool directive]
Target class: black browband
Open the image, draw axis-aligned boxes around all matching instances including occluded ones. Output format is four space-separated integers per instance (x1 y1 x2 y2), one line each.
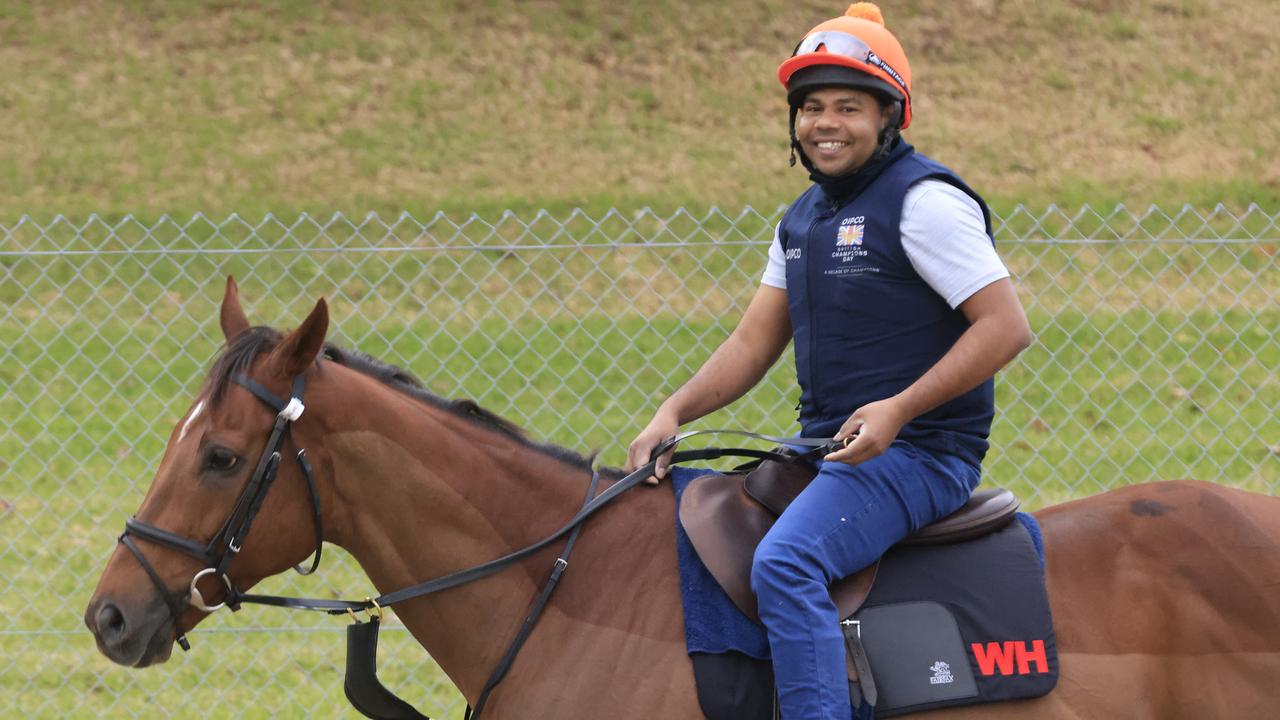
116 367 841 716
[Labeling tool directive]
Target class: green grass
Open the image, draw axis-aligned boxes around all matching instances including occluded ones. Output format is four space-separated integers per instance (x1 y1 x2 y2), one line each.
2 0 1279 219
3 625 458 718
3 236 1276 716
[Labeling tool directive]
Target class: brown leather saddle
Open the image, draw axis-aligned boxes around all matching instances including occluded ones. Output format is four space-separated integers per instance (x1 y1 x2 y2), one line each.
678 456 1020 622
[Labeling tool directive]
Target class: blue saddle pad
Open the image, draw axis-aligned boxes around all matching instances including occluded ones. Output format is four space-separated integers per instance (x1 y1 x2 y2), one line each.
671 466 770 658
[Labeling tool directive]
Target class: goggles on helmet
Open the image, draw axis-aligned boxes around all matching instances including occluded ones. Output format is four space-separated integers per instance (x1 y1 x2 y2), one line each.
791 30 908 99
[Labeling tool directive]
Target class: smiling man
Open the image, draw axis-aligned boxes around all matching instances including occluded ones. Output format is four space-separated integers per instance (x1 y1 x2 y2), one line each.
627 4 1031 718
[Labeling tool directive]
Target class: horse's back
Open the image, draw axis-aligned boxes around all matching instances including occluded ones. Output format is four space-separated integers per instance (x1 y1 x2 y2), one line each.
1037 480 1280 649
1020 481 1280 719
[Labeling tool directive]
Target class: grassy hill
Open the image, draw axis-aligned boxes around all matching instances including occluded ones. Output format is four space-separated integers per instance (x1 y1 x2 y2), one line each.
1 0 1277 219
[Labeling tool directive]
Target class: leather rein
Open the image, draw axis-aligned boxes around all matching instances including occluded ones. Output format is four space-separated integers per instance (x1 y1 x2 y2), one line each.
116 369 840 716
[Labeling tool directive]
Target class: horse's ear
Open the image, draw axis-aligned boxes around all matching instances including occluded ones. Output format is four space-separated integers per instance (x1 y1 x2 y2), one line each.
220 276 251 342
267 298 329 378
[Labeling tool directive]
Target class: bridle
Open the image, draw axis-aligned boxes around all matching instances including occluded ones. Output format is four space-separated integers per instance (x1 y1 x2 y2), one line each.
114 363 843 717
117 372 324 651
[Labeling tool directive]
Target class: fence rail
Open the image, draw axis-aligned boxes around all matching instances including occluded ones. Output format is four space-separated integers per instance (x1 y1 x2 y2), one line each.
2 205 1277 717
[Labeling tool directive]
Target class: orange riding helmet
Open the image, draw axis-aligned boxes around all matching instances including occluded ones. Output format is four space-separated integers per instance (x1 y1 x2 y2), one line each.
778 3 913 129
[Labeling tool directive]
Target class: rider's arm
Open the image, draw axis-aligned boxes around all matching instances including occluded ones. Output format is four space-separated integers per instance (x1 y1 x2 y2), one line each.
826 180 1032 465
626 283 791 476
897 277 1031 420
826 277 1031 464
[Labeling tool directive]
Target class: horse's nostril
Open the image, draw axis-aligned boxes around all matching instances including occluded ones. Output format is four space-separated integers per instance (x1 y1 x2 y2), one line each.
96 602 126 639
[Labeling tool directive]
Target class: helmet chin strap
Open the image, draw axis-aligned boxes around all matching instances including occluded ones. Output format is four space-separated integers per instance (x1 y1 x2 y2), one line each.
789 106 802 168
868 100 904 164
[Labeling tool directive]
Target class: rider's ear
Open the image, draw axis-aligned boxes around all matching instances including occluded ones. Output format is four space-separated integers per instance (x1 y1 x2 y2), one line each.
220 275 252 342
268 298 329 378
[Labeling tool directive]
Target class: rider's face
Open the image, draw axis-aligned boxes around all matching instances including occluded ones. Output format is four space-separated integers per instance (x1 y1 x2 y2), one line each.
795 87 894 177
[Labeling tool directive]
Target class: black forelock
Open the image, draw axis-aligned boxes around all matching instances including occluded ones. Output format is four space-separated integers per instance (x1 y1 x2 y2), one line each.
206 326 283 403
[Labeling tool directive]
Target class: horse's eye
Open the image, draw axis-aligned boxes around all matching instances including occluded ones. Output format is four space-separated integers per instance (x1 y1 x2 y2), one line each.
205 447 239 473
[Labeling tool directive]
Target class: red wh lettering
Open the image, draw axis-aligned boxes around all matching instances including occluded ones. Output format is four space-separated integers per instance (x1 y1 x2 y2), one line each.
1016 639 1048 674
971 641 1015 676
970 640 1048 676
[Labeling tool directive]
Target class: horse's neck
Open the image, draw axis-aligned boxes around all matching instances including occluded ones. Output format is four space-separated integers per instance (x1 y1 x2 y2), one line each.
311 371 593 700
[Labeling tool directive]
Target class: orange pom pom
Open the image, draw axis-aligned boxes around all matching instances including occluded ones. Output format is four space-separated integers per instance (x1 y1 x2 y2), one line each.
845 2 885 26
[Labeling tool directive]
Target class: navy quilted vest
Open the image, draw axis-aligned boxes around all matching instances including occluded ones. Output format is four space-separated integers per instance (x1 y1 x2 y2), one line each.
780 148 995 466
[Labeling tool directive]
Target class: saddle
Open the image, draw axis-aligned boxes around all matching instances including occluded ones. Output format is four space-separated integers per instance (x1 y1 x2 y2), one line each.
677 454 1020 623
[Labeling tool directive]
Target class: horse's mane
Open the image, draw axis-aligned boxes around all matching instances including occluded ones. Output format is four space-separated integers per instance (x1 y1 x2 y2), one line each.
205 326 596 471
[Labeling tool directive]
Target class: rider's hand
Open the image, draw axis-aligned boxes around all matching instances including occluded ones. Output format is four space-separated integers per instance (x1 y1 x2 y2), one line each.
824 398 909 466
626 409 680 485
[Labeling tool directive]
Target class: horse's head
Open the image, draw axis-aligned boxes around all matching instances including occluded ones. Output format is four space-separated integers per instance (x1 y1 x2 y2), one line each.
85 277 331 667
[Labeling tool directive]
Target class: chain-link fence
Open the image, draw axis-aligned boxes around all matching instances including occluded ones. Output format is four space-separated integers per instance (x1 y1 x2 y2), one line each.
2 204 1277 717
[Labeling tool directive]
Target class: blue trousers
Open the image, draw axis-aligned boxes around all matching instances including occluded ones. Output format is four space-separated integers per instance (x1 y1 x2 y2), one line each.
750 441 980 720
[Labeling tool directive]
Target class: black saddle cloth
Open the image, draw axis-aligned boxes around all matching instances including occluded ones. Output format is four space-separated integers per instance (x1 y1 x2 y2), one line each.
689 514 1057 719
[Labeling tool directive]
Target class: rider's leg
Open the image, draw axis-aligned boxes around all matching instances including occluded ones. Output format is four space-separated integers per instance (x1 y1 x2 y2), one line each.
750 441 980 720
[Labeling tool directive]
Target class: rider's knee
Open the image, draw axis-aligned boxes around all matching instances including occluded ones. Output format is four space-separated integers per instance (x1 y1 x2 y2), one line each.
751 536 822 600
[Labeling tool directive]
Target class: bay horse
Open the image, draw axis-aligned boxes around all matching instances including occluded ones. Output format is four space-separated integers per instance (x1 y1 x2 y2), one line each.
86 278 1280 718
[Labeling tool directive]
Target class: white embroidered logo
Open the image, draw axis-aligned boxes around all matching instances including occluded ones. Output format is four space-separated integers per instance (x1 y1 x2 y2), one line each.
929 661 954 685
836 215 865 246
831 215 870 265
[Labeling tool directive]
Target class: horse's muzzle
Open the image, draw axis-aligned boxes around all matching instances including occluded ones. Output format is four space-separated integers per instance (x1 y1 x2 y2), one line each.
84 593 176 668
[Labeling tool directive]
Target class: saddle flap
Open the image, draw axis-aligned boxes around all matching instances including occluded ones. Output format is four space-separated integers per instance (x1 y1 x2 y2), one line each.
742 457 818 516
679 472 877 622
679 472 769 620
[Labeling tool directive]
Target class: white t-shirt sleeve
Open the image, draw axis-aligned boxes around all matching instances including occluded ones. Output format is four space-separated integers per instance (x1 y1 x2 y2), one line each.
900 179 1009 309
760 221 787 289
